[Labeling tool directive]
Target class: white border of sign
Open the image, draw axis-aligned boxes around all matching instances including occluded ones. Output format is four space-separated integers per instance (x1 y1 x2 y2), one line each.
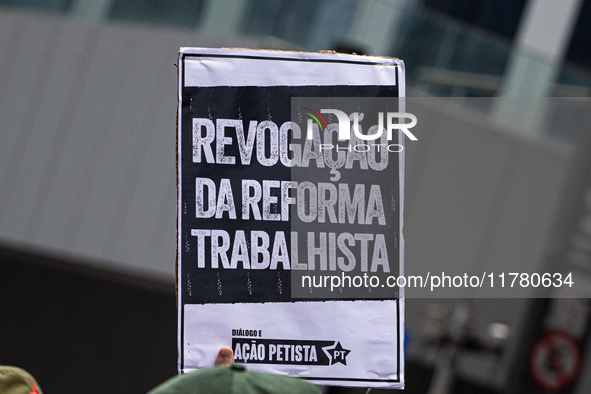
177 47 405 389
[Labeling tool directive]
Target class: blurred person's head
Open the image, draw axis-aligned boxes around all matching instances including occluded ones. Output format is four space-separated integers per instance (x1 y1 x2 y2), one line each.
0 366 42 394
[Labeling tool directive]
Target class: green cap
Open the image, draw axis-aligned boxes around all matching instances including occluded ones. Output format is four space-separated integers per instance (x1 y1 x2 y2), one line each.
0 366 43 394
148 365 320 394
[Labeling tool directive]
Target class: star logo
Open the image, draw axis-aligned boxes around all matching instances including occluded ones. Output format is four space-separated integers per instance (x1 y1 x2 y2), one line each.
323 342 351 366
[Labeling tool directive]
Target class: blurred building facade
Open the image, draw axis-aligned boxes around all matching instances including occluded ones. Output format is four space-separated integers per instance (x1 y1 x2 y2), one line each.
0 1 590 393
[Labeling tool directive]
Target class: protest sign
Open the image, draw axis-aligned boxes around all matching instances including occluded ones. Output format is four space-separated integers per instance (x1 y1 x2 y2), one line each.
177 47 405 388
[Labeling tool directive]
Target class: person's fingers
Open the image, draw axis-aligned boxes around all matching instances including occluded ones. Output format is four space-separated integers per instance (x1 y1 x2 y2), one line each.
215 346 234 366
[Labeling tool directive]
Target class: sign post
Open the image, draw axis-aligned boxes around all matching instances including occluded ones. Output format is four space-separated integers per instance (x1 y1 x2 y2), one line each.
177 48 406 389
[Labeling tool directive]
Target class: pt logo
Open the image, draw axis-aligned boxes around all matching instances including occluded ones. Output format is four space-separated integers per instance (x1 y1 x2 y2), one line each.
323 341 351 366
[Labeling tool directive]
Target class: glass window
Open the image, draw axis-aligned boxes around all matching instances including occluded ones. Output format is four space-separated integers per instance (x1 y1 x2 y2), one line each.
423 0 526 39
565 0 591 69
